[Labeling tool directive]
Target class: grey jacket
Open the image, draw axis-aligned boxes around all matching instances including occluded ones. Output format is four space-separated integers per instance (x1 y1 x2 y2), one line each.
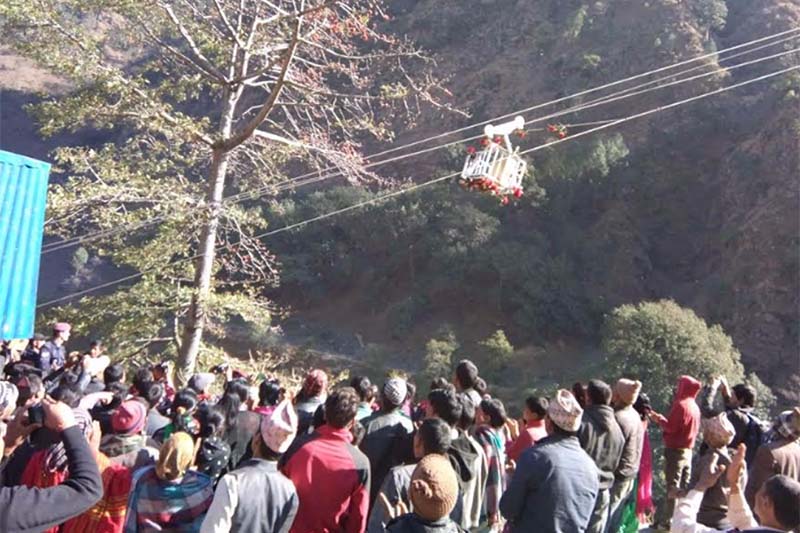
500 433 599 533
227 458 298 533
614 405 645 480
578 405 625 489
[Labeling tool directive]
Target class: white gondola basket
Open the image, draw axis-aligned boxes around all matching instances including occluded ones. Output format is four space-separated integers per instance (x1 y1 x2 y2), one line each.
460 143 526 195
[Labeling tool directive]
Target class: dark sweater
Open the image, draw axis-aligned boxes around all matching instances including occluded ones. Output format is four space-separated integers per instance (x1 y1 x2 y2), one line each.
386 514 465 533
500 433 599 533
578 405 625 489
0 425 103 532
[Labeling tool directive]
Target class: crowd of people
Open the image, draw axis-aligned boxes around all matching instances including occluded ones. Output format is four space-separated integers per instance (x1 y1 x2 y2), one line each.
0 322 799 533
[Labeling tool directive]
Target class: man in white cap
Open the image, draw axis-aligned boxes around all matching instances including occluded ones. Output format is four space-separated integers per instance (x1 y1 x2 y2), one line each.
500 389 599 533
360 377 415 506
200 400 299 533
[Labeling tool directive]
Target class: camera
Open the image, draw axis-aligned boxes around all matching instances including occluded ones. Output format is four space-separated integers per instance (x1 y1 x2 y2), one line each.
28 403 45 425
210 362 230 374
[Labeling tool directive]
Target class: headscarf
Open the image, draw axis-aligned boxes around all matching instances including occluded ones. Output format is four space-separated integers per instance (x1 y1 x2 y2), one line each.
44 408 93 473
196 436 231 482
156 431 195 481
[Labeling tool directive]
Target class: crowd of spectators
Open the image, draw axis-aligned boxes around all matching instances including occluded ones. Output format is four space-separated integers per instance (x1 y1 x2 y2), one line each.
0 323 798 533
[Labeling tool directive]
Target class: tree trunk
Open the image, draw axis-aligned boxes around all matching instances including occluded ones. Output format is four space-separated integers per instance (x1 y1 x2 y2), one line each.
176 92 237 386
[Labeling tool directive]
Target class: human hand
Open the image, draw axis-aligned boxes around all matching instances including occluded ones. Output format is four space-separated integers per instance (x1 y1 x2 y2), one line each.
505 418 520 440
42 398 76 433
88 421 102 455
4 406 41 455
506 459 517 476
726 443 747 493
695 453 726 491
378 493 409 520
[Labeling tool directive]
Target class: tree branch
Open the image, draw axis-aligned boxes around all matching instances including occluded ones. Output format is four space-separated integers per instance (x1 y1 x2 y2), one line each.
220 10 303 150
158 2 228 82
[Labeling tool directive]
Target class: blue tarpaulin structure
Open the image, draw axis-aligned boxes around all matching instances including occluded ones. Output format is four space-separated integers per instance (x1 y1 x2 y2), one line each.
0 150 50 340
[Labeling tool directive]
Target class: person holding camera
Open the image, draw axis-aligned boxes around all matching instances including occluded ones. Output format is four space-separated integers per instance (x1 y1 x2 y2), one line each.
0 397 102 532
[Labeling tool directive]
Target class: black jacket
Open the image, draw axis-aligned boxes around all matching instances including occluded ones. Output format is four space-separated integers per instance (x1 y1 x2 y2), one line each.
360 409 414 504
578 405 625 489
386 514 465 533
0 425 102 532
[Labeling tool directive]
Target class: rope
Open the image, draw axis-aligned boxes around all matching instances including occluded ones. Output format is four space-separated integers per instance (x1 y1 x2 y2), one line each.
35 63 799 309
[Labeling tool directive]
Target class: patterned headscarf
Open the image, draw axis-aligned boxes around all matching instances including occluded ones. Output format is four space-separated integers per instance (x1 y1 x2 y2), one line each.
156 431 195 481
196 436 231 482
44 408 94 473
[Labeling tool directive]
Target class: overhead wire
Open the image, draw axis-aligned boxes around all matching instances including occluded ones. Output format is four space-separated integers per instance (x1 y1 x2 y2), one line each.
40 28 800 254
36 62 800 309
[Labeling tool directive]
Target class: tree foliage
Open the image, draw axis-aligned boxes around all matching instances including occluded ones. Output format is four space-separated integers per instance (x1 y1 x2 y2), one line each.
478 329 514 375
602 300 745 410
422 326 459 386
1 0 452 380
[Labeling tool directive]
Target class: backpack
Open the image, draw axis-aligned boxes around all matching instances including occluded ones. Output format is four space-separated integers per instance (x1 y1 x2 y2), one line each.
741 411 767 465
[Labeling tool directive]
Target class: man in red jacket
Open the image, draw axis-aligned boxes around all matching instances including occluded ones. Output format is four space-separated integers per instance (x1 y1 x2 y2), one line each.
280 387 370 533
650 375 702 529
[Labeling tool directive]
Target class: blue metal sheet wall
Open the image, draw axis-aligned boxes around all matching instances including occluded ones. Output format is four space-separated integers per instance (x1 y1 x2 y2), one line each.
0 150 51 340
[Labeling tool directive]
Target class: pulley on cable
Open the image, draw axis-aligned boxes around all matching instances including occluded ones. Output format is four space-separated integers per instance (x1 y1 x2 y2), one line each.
458 116 527 205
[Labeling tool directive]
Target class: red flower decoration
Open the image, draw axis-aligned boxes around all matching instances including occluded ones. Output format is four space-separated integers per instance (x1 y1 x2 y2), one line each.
480 138 490 147
513 188 523 198
466 146 476 155
501 196 510 205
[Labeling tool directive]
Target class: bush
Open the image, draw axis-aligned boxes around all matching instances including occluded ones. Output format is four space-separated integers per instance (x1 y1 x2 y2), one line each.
478 329 514 375
602 300 745 410
422 326 459 386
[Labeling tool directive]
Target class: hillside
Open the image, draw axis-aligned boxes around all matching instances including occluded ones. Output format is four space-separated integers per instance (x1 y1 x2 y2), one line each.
1 0 798 400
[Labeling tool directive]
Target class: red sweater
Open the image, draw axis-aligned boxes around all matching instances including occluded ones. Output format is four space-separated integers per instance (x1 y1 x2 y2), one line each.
280 424 370 533
657 375 702 449
506 419 548 462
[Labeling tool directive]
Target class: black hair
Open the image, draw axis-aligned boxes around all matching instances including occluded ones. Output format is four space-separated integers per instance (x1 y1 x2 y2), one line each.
216 391 242 432
351 421 366 447
572 382 587 409
104 363 125 385
480 398 507 428
105 381 129 410
455 360 479 390
763 475 800 530
548 422 577 437
428 388 462 426
429 377 451 392
324 387 359 429
17 373 44 406
259 379 282 407
525 396 549 419
733 384 757 409
587 380 613 406
349 376 373 402
199 406 227 439
51 372 83 407
145 382 165 409
418 417 452 454
171 388 199 419
132 367 153 395
457 393 477 431
224 378 250 404
475 377 488 396
89 340 103 349
633 393 652 421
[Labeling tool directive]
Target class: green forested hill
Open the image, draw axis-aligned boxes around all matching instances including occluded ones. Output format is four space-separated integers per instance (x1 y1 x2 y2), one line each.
265 0 800 400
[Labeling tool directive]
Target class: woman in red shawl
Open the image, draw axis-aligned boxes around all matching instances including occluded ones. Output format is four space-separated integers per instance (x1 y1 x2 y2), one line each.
21 408 132 533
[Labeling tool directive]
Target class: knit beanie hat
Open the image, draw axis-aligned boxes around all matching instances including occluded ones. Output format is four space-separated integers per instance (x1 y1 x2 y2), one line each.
615 379 642 407
0 382 19 414
702 413 736 449
156 431 195 481
548 389 583 432
409 454 459 521
261 399 298 453
383 378 408 407
111 399 147 435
